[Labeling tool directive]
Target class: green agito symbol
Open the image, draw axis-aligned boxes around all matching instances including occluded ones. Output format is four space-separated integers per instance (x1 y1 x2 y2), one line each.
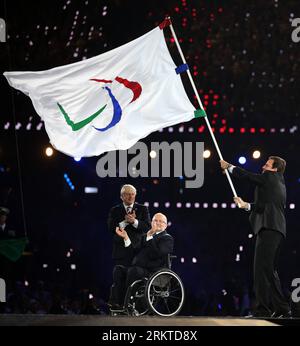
57 77 142 132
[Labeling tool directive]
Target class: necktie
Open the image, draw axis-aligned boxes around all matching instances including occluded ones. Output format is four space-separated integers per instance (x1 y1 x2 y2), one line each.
126 207 131 214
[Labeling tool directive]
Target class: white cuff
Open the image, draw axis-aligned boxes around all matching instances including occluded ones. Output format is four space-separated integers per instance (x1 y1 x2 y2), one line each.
228 165 235 174
245 203 251 211
124 238 131 247
132 219 139 229
146 235 153 241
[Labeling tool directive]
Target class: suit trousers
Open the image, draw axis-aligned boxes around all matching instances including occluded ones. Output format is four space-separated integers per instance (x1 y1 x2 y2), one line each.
109 265 128 306
126 266 150 289
254 228 290 315
109 265 150 306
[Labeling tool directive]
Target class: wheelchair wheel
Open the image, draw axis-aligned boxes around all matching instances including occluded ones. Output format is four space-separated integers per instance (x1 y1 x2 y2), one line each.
124 279 149 316
145 269 184 317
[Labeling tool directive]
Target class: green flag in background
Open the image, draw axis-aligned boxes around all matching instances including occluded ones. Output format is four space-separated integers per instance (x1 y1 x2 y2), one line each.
0 237 28 262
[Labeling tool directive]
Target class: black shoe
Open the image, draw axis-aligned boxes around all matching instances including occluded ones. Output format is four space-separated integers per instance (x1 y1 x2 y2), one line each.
271 310 292 319
109 303 124 311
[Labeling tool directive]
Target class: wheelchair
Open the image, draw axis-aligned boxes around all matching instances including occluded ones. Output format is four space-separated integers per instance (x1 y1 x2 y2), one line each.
110 255 185 317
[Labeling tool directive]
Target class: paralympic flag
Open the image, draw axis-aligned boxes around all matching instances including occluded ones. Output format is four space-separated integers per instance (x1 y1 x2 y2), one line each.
4 26 195 157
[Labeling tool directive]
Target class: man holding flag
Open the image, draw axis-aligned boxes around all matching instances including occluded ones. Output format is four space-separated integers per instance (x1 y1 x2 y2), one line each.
220 157 291 318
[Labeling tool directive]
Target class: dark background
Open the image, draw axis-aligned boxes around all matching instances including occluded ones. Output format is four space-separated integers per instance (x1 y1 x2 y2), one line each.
0 0 299 315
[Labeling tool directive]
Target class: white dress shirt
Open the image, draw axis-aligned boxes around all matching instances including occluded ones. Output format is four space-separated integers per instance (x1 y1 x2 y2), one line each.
119 203 139 229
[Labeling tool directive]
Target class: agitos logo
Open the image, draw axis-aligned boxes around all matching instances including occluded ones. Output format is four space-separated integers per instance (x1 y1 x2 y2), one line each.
57 77 142 131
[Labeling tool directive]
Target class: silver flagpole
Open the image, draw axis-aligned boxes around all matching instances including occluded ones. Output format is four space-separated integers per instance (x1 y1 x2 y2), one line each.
167 17 239 198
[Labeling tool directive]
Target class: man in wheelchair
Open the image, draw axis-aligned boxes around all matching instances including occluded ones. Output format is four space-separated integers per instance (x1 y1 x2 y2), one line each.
109 212 174 311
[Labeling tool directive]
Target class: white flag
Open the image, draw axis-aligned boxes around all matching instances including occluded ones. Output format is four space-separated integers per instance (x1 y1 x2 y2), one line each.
4 26 195 157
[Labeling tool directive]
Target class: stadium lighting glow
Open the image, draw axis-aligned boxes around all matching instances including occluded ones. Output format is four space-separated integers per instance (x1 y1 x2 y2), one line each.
239 156 246 164
45 147 54 157
203 150 211 158
84 187 98 194
64 173 75 191
253 150 261 159
149 150 157 159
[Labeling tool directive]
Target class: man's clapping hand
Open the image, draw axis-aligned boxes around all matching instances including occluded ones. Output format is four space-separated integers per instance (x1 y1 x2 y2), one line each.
125 210 136 224
147 224 160 238
115 227 129 240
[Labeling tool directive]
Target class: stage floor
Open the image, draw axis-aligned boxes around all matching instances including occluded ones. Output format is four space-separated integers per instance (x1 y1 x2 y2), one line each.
0 314 281 326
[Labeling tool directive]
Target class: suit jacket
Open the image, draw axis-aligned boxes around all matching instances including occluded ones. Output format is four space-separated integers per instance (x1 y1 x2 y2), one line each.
107 203 151 265
232 167 286 237
132 231 174 271
0 224 16 240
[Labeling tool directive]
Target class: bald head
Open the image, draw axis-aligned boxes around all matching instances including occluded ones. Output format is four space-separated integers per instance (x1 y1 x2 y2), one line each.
152 213 168 232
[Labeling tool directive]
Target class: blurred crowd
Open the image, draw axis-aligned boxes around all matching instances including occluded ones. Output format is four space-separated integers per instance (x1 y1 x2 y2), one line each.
0 280 108 315
0 278 252 316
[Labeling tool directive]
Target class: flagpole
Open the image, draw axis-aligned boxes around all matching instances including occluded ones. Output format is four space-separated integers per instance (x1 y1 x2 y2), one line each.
167 17 238 198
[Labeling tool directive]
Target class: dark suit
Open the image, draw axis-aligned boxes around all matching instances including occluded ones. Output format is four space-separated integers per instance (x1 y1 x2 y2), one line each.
232 167 290 316
107 202 151 306
232 167 286 237
126 231 174 288
110 230 174 306
0 224 15 240
107 202 151 265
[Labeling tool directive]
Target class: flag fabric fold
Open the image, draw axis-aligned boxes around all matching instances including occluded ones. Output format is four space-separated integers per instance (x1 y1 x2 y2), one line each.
4 26 195 157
